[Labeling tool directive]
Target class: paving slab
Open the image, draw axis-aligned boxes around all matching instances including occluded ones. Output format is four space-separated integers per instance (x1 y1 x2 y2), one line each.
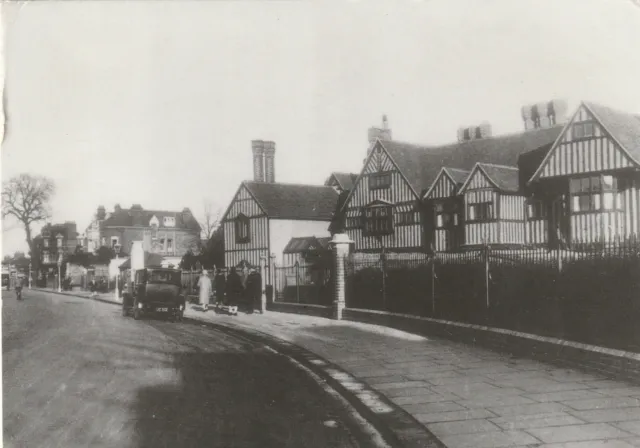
427 418 500 437
526 422 633 444
570 407 640 423
613 421 640 436
563 396 640 411
489 412 585 430
438 430 540 448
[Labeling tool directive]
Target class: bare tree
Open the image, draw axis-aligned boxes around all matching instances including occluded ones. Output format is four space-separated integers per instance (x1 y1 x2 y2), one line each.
2 174 55 256
199 200 222 240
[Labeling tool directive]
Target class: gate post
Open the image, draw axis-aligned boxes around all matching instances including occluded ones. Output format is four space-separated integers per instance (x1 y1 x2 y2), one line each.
329 234 353 320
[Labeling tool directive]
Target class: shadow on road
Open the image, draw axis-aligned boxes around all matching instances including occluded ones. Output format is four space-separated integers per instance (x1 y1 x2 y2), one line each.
130 330 359 448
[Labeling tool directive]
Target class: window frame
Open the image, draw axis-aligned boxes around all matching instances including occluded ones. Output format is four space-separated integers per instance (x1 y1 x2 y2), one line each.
569 174 622 214
234 214 251 244
527 199 547 220
433 201 460 229
572 121 595 140
362 204 394 237
397 210 417 226
467 202 495 222
369 172 392 191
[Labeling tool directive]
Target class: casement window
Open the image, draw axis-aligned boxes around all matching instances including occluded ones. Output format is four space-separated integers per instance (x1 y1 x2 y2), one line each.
346 217 361 229
434 202 460 228
44 239 49 248
362 204 393 236
369 172 392 190
397 211 417 226
163 216 176 227
111 237 119 248
572 122 595 139
467 202 494 222
527 200 547 220
570 175 622 213
167 238 173 252
159 238 166 251
235 214 250 244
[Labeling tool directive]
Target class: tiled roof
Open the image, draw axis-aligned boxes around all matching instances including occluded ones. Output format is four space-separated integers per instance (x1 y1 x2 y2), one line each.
328 189 351 234
328 172 358 191
443 167 471 185
283 236 332 254
243 182 339 220
102 207 201 232
584 102 640 165
379 125 563 196
517 143 554 191
477 163 520 192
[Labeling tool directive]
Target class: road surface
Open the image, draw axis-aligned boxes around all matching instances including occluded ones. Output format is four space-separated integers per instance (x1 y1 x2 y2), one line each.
2 289 373 448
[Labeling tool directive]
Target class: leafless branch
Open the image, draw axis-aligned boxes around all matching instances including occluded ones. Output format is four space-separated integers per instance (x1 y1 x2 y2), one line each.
2 173 55 253
199 200 222 240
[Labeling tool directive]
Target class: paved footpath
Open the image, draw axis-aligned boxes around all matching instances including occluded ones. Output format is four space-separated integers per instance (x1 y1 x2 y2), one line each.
38 289 640 448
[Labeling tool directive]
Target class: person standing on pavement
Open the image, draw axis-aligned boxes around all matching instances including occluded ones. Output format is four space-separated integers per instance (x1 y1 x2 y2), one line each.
226 267 242 316
245 268 262 314
214 268 226 307
197 269 212 312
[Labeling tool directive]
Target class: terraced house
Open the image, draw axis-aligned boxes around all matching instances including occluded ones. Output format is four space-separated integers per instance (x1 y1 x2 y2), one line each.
340 100 640 254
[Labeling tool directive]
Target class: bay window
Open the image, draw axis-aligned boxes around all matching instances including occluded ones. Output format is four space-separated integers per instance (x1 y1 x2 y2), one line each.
570 174 622 213
363 204 393 236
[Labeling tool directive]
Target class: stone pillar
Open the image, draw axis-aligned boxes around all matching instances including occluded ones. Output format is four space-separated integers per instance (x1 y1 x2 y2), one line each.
329 233 353 320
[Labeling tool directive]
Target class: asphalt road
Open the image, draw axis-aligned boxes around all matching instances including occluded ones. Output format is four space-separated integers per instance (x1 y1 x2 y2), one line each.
2 289 372 448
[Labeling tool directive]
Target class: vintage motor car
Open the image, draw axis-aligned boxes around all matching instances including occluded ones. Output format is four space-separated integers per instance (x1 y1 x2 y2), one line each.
122 268 185 321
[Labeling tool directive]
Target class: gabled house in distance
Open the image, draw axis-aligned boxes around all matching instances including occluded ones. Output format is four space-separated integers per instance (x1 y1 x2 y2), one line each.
222 140 340 268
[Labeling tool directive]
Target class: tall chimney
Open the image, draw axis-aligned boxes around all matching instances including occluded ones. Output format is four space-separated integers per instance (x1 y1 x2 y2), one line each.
366 115 392 160
521 99 568 130
96 206 106 220
251 140 265 182
264 141 276 183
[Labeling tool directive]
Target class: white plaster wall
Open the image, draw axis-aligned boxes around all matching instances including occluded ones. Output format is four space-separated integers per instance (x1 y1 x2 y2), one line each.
269 219 331 265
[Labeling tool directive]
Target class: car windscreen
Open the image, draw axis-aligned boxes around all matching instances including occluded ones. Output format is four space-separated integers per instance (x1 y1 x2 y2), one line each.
147 271 181 285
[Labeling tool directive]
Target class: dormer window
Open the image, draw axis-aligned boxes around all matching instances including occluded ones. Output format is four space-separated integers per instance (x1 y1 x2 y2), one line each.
235 214 250 244
163 216 176 227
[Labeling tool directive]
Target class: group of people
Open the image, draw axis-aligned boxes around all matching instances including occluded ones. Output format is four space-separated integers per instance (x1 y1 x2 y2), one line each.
197 266 262 316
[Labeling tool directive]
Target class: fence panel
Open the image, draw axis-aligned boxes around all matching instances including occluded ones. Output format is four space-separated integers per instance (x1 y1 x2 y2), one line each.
274 263 331 306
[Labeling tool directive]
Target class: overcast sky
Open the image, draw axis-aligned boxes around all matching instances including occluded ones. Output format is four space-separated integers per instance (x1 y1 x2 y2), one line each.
2 0 640 256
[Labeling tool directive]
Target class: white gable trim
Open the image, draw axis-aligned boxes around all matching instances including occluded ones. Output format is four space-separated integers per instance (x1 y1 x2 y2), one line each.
423 167 455 200
458 164 498 194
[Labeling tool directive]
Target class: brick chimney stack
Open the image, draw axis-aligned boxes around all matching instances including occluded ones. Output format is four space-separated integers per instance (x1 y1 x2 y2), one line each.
251 140 265 182
521 99 568 131
264 141 276 183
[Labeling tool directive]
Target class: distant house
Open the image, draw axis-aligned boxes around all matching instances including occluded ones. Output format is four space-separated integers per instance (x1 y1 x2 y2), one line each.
35 221 79 282
85 204 201 258
222 140 340 268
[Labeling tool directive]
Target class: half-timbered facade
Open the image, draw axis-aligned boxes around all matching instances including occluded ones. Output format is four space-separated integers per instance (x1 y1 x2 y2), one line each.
222 181 339 268
458 163 526 247
342 121 563 254
529 102 640 246
344 143 422 252
423 167 469 251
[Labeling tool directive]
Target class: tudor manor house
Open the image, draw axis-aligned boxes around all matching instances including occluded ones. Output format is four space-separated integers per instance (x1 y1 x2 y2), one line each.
223 99 640 267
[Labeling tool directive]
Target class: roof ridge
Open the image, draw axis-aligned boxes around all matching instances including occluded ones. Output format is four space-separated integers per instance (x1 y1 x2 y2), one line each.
244 180 337 190
583 100 640 118
478 162 519 170
379 124 564 152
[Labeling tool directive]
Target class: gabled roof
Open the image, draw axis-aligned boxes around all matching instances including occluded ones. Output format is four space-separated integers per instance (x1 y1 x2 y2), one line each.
328 189 351 234
517 143 554 191
242 181 339 221
283 236 332 254
584 102 640 165
378 125 562 196
102 207 201 232
444 167 471 185
459 163 520 194
327 172 358 191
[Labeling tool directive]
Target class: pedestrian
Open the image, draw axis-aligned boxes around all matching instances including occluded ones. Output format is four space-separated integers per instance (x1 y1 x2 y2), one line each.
226 267 243 316
214 268 226 307
245 268 262 314
197 269 212 312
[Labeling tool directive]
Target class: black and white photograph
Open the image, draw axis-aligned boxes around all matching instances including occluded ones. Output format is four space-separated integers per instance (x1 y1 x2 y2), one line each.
2 1 640 447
